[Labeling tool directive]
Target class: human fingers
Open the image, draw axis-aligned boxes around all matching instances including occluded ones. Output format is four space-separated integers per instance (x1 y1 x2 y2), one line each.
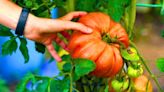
46 44 62 62
54 20 92 33
53 35 69 51
59 11 87 20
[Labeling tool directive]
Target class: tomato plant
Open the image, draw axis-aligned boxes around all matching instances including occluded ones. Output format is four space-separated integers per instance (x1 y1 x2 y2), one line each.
0 0 164 92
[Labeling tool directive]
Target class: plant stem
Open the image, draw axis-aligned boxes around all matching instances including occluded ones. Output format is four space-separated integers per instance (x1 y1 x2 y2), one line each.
69 73 73 92
124 0 136 39
47 79 52 92
130 41 163 92
66 0 75 12
136 3 162 8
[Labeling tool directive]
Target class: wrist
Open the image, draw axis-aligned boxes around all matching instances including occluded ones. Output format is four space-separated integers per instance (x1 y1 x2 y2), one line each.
24 14 40 38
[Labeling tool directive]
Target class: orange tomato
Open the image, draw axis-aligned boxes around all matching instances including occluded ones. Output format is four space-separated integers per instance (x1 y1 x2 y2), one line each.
133 75 153 92
68 12 129 77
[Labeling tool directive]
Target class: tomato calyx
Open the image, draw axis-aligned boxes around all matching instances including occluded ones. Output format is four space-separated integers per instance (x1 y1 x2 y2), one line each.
111 77 129 92
102 34 126 48
127 63 143 78
102 33 112 43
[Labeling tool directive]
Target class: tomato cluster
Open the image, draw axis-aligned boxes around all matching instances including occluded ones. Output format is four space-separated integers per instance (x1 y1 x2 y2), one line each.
67 12 152 92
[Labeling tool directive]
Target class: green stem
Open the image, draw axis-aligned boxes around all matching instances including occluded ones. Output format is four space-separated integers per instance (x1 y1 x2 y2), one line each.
130 41 163 92
68 73 73 92
124 0 136 39
136 3 162 8
81 77 90 92
66 0 75 12
47 79 52 92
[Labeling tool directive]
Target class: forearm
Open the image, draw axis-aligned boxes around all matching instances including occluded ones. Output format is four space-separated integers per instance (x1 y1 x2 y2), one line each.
0 0 38 33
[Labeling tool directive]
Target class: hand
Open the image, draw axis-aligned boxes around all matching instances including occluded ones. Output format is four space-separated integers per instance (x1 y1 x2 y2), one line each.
24 12 92 62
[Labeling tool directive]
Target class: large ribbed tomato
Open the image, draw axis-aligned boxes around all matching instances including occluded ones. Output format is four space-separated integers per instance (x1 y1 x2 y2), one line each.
68 12 129 77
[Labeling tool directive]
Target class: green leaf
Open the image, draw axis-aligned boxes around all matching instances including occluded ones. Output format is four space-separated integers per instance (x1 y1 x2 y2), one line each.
0 25 14 37
161 30 164 38
161 0 164 15
104 85 109 92
35 78 50 92
0 79 10 92
156 58 164 72
62 55 72 63
50 77 70 92
121 47 140 61
19 38 29 63
108 0 130 22
57 61 66 71
75 0 97 12
16 73 36 92
1 37 17 55
63 62 72 72
35 42 45 54
25 0 33 8
73 58 96 81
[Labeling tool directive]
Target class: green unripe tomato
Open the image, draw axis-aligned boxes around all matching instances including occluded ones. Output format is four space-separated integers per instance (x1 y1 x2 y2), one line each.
111 78 129 92
127 65 143 78
121 47 140 61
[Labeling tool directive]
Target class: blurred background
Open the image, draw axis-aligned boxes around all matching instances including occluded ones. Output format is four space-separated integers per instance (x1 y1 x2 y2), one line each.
0 0 164 91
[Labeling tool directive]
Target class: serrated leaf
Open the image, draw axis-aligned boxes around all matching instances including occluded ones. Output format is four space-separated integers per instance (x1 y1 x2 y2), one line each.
73 58 96 81
35 42 45 53
156 58 164 72
1 37 17 55
108 0 130 22
19 38 29 63
50 77 70 92
0 25 14 37
121 47 140 61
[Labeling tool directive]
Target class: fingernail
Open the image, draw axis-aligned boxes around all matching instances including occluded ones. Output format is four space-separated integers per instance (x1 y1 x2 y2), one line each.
87 28 93 33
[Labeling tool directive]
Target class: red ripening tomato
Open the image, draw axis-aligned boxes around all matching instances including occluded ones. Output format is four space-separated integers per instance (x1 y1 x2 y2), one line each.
68 12 129 77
